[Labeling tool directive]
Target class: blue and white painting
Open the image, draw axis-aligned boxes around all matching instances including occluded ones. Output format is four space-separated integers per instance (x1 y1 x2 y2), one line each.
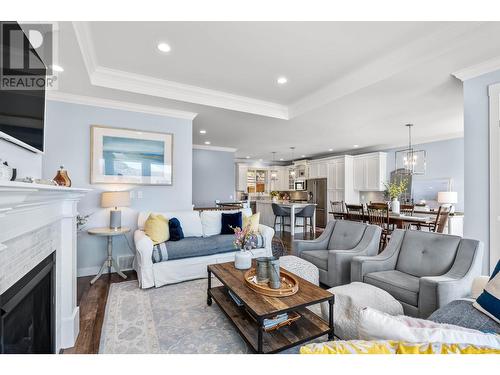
102 136 165 177
91 126 173 185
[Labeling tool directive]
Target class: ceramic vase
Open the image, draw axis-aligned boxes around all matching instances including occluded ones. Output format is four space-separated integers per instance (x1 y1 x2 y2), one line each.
391 198 400 215
235 250 252 270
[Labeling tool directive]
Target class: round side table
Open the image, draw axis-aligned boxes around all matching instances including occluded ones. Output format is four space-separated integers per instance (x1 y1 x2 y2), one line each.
87 226 131 284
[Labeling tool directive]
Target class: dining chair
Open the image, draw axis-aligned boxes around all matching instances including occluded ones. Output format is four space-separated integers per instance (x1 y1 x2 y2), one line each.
417 205 451 233
345 204 365 223
367 203 391 251
400 203 416 230
330 200 345 220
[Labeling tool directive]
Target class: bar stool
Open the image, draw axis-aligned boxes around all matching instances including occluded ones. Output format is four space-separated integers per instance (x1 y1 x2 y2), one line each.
294 204 316 236
272 203 291 234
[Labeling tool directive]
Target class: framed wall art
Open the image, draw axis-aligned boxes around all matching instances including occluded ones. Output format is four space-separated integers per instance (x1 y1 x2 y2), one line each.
91 125 173 185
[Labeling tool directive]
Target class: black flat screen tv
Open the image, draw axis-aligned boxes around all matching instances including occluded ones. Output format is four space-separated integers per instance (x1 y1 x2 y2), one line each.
0 22 46 153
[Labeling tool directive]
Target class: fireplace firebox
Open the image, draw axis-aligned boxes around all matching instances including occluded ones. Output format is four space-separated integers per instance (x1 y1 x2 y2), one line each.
0 253 55 354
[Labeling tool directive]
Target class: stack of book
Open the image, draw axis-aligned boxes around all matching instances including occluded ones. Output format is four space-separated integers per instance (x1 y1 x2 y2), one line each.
263 314 289 330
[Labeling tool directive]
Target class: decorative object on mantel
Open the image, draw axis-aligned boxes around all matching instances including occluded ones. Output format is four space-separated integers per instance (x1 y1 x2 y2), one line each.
91 125 173 185
244 266 299 297
437 191 458 214
101 191 131 230
395 123 426 175
53 165 72 187
0 161 16 181
383 178 408 215
232 224 257 270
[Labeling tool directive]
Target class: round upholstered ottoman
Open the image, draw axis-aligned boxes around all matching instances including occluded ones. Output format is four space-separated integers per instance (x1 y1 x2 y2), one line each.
279 255 319 286
320 282 404 340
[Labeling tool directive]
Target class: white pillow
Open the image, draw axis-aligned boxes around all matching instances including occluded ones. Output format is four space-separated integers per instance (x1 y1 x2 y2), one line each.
199 208 254 237
137 210 203 237
200 210 223 237
358 307 500 349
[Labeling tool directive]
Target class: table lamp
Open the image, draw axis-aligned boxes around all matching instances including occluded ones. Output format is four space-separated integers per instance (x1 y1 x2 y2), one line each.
437 191 458 213
101 191 130 230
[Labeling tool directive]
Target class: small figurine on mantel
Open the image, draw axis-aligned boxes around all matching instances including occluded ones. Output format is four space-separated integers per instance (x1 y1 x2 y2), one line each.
53 165 72 187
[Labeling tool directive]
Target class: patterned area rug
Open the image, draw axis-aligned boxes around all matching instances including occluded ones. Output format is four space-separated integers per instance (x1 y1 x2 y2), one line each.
100 279 324 354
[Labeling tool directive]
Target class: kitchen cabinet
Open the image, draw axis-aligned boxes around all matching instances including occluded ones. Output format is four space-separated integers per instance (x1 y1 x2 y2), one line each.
309 161 327 179
353 152 387 191
236 164 248 191
327 160 345 189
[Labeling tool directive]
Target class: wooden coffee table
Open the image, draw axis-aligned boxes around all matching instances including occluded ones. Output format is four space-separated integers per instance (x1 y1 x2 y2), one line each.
207 261 334 354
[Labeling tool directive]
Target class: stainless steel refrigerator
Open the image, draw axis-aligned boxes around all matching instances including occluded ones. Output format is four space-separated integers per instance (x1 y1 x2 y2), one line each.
307 178 327 228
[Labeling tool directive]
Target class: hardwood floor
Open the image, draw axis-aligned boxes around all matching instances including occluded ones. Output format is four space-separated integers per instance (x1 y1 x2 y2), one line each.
62 270 136 354
62 230 321 354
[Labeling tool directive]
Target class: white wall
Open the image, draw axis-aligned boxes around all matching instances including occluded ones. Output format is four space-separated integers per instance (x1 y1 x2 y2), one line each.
385 138 465 212
192 148 235 207
463 69 500 273
42 100 193 276
0 138 42 179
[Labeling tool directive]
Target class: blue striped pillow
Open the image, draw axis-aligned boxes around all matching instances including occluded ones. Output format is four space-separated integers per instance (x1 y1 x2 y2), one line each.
473 259 500 323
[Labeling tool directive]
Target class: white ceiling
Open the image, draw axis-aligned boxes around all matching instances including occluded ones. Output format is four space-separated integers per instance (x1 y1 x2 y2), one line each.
51 21 500 161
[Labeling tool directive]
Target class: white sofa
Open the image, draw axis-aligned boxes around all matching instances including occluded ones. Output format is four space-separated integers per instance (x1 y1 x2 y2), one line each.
133 208 274 288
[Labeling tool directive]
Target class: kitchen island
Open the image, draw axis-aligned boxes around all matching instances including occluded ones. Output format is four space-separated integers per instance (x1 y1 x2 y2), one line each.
256 200 317 236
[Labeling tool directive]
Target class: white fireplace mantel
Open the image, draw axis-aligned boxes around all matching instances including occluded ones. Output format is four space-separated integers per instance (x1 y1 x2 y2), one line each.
0 181 90 352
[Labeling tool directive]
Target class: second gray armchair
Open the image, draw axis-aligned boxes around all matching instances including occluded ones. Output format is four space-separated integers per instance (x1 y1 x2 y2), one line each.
351 229 484 318
293 220 382 287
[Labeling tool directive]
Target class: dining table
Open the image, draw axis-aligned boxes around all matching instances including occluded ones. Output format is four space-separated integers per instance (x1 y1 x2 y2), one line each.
329 212 435 229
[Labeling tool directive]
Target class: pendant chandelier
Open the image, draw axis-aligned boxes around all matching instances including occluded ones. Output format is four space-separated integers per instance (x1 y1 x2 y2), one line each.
290 147 296 177
270 152 278 180
395 123 426 175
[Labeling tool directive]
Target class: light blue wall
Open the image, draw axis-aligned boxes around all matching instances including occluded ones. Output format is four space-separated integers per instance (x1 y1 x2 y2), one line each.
43 100 193 276
385 138 464 212
192 148 235 207
463 69 500 273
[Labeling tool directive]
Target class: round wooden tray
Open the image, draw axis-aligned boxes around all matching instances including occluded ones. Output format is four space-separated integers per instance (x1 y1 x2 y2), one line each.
244 267 299 297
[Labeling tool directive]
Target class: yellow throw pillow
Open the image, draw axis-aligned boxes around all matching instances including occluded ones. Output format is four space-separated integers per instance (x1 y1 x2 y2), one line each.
243 212 260 233
144 214 169 244
300 340 500 354
300 340 398 354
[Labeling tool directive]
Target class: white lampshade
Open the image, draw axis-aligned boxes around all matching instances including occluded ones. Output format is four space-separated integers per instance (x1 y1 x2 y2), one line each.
437 191 458 204
101 191 131 208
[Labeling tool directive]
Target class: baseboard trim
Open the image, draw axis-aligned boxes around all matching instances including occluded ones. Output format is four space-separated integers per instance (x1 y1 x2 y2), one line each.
77 266 133 277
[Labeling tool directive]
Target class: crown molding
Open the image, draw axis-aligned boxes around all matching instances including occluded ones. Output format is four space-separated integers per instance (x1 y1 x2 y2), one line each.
193 144 237 152
452 56 500 81
73 22 288 120
72 22 98 77
90 66 289 119
46 91 198 120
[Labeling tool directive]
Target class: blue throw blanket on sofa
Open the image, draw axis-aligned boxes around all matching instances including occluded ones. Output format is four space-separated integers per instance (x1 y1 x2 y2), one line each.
152 234 265 264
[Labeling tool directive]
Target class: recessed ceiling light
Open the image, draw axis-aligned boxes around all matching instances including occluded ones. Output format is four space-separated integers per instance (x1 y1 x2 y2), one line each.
199 130 206 134
353 144 360 148
246 156 250 159
301 155 306 158
328 148 333 152
51 64 64 72
157 42 171 53
204 141 211 145
277 76 288 85
279 158 284 161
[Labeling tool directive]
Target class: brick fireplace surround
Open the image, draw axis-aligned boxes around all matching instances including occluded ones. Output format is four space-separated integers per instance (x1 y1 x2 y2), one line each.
0 181 89 352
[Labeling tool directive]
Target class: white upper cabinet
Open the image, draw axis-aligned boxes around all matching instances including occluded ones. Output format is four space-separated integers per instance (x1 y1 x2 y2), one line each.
236 164 248 191
353 152 387 191
309 161 327 179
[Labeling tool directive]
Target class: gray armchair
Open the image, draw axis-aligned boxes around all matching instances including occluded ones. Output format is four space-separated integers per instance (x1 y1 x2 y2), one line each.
293 220 381 287
351 229 484 318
